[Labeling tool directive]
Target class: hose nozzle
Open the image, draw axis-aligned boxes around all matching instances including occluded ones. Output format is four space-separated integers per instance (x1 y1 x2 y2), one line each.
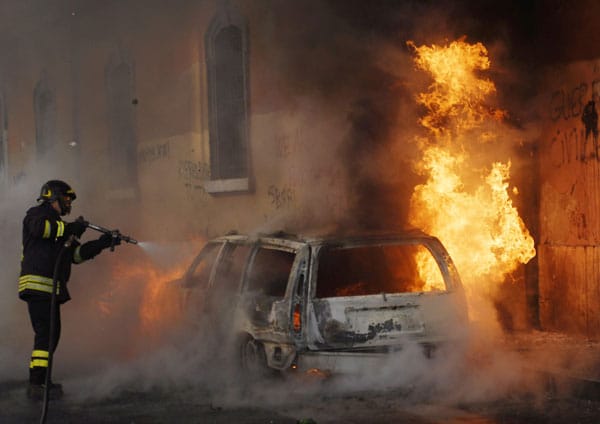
77 217 138 250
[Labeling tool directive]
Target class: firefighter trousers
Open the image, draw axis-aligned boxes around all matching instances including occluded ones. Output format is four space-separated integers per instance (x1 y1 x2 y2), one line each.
27 299 61 385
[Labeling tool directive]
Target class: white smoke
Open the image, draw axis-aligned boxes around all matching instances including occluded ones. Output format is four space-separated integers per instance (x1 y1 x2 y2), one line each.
0 2 580 418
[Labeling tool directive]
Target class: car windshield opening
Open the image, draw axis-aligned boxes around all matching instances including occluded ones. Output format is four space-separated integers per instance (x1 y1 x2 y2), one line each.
316 243 446 298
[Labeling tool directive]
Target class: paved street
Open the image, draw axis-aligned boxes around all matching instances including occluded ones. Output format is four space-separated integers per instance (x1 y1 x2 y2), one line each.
2 369 600 423
4 327 600 423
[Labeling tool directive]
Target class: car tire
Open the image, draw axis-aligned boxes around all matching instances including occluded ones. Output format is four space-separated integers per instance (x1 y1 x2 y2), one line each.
240 336 274 382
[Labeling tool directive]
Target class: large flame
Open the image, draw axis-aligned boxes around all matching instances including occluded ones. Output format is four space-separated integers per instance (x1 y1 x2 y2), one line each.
408 39 506 137
407 39 535 303
100 254 190 354
138 266 186 336
111 261 185 328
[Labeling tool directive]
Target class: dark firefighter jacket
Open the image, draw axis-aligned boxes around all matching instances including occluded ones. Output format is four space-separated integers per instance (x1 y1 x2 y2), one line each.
18 202 103 304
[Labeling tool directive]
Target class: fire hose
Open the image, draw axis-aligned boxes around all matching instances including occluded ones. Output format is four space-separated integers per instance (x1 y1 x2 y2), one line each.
40 235 74 424
40 220 137 424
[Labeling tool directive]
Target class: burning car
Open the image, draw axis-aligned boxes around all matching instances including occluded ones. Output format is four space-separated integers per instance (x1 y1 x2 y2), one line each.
179 229 468 377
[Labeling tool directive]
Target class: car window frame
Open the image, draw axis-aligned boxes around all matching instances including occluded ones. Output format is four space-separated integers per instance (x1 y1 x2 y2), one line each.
239 241 306 334
183 240 225 289
309 237 457 300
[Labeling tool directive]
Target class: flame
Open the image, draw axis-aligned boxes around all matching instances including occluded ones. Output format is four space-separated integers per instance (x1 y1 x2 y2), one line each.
335 281 368 296
105 257 189 350
407 39 536 306
138 267 186 335
416 248 445 291
407 39 505 137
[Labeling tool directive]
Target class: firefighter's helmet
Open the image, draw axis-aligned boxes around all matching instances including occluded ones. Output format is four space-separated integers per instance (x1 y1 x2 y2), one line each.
38 180 77 215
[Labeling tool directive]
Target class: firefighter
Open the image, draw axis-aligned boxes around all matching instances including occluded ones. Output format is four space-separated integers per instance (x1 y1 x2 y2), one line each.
18 180 119 400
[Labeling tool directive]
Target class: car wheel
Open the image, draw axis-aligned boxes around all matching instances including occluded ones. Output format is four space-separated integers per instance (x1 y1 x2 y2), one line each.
240 336 272 381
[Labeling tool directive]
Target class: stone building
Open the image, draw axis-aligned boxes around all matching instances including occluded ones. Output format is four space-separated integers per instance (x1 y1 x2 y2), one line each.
3 0 600 337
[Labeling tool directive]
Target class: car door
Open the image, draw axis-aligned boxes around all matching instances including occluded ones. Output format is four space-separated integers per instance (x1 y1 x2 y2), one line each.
242 244 297 337
181 240 224 324
208 240 253 323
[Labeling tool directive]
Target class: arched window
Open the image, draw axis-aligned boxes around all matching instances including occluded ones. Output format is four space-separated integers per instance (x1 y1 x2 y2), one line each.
33 73 57 159
204 7 250 193
105 48 138 196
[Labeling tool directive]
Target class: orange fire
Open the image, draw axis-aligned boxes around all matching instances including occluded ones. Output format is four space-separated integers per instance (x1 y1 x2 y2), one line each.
415 247 446 291
104 255 190 352
407 38 506 137
407 39 536 304
138 266 186 336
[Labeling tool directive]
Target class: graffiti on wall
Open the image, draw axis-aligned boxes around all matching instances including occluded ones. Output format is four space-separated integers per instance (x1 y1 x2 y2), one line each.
268 184 295 209
550 127 587 165
569 208 587 240
178 159 210 193
138 141 170 163
550 79 600 164
276 128 304 159
139 143 210 198
582 100 598 142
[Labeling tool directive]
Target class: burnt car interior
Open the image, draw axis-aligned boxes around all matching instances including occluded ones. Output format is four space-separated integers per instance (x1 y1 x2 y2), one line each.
246 247 295 296
244 247 296 324
316 244 445 298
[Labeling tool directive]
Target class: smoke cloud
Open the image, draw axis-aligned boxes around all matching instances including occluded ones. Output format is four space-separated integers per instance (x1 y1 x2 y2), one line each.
0 0 580 417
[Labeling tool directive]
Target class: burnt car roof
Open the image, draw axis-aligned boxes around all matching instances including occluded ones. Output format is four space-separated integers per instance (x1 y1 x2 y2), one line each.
213 228 441 246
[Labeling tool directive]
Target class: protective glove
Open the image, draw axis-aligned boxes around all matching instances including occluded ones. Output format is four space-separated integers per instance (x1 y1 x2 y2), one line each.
64 218 87 238
79 233 121 260
98 232 121 249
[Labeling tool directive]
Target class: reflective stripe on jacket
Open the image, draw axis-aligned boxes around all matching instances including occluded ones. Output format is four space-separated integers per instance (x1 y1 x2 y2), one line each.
18 274 61 295
18 202 74 303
